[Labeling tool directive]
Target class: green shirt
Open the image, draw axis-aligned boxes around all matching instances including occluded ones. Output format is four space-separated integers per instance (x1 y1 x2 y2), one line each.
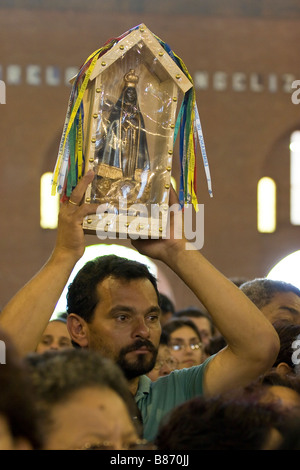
135 355 214 442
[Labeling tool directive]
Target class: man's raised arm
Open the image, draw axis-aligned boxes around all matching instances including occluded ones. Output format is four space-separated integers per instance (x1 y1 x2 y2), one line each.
0 171 97 355
132 190 280 396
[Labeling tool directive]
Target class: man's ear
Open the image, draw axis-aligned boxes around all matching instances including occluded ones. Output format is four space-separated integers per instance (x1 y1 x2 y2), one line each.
67 313 89 348
275 362 294 376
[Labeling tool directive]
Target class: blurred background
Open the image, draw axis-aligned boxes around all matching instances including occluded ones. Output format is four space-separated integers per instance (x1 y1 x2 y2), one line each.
0 0 300 311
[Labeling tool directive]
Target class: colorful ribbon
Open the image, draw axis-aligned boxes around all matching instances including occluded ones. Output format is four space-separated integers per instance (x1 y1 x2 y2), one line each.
155 33 213 208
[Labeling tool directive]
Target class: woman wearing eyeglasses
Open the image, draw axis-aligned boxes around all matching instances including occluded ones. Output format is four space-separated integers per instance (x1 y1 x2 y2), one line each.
162 317 204 369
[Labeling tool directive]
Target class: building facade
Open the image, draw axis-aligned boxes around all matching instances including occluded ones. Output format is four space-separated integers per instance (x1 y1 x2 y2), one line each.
0 0 299 309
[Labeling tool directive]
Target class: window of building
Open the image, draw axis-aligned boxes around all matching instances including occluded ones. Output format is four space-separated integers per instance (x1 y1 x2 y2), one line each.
290 130 300 225
257 176 276 233
40 172 59 229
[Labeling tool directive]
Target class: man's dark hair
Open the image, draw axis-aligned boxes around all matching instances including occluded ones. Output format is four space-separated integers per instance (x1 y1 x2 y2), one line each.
239 278 300 310
67 254 159 322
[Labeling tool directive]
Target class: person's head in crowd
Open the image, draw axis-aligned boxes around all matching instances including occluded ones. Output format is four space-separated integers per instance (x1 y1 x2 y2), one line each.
261 383 300 413
66 255 161 388
36 313 72 354
173 307 215 346
0 328 43 450
162 317 203 369
147 331 179 381
243 373 300 450
25 348 145 450
243 372 300 420
270 319 300 376
158 293 175 326
239 318 300 410
239 278 300 324
155 393 295 450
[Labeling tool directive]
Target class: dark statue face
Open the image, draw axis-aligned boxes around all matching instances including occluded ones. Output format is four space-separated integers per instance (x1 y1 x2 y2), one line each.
124 87 137 104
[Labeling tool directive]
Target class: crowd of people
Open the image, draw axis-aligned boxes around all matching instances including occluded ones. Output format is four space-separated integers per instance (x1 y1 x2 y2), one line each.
1 171 300 450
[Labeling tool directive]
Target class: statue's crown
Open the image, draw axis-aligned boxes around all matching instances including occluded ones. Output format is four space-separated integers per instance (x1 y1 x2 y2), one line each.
124 69 139 87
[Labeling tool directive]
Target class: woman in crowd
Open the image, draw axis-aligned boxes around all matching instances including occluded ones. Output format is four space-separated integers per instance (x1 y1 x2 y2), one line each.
162 317 204 369
25 348 147 450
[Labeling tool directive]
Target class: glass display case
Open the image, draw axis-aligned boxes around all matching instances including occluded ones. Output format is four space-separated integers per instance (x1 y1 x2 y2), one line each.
81 24 192 237
52 24 211 239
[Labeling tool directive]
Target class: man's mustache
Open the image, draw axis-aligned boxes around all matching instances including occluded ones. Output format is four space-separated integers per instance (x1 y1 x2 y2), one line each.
122 339 156 354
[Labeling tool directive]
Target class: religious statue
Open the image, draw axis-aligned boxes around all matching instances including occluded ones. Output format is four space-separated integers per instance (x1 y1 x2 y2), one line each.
92 68 151 207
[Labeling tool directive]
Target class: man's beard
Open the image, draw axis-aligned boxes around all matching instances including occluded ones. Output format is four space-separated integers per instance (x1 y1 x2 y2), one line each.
116 339 158 380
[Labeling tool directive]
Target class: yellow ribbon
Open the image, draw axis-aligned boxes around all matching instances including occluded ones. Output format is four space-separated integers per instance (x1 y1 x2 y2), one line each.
51 49 102 195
